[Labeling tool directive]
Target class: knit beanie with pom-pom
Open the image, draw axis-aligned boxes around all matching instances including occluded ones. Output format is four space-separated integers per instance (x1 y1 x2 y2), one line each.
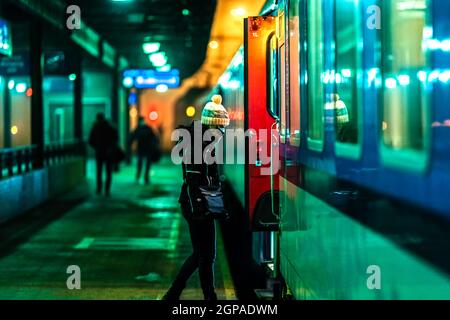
201 95 230 127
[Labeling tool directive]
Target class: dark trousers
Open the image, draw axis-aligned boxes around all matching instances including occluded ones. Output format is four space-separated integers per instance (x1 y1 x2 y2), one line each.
96 155 113 195
168 205 217 299
136 153 151 182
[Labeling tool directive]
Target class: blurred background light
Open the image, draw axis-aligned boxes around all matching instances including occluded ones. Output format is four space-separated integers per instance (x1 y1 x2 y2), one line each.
149 52 167 67
15 83 27 93
157 65 171 72
209 40 219 49
155 84 168 93
11 125 18 135
8 80 15 90
149 111 158 120
129 107 138 118
123 77 133 88
142 42 160 54
186 106 196 117
231 7 246 17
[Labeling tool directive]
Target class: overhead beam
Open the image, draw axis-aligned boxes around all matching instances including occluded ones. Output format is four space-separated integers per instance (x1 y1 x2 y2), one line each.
13 0 128 70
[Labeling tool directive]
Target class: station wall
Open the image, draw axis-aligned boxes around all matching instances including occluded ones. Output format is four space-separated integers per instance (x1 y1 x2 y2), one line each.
0 158 85 225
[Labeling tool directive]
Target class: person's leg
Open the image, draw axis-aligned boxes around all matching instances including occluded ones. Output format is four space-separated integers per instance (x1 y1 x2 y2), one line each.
105 160 113 196
163 207 201 300
96 155 103 194
197 218 217 300
136 154 143 181
144 154 151 184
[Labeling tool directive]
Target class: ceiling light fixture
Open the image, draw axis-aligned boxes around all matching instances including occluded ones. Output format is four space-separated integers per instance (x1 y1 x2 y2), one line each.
157 64 171 72
143 42 160 54
231 7 246 17
209 40 219 49
150 52 168 67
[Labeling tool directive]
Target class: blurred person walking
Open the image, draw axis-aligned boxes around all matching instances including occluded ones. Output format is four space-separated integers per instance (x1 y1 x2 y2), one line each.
88 113 119 196
129 116 159 184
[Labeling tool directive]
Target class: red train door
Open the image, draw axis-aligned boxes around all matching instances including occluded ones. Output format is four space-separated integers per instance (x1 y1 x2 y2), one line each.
244 16 280 231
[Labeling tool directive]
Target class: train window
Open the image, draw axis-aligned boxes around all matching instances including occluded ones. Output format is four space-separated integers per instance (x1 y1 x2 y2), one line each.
380 0 432 171
267 33 279 119
334 0 363 159
289 1 301 147
306 0 324 151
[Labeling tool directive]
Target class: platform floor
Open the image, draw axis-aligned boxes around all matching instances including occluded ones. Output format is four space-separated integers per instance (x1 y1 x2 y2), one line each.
0 158 235 300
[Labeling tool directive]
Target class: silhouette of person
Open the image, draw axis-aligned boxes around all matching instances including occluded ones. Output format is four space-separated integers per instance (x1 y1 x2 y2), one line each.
88 113 118 196
163 94 230 301
129 116 158 184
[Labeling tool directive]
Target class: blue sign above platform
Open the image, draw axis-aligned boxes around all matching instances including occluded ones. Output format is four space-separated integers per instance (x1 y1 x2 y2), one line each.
122 69 180 89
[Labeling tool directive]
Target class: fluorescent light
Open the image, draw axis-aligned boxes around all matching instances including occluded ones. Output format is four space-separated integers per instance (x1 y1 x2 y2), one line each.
182 9 190 16
143 42 160 54
156 84 168 93
149 52 167 67
68 73 77 81
157 65 171 72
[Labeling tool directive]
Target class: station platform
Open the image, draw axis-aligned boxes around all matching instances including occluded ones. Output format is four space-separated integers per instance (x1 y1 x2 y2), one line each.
0 158 235 300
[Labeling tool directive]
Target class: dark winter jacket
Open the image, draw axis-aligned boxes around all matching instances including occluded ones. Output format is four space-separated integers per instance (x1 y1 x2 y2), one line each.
88 120 118 158
178 121 221 218
130 124 158 156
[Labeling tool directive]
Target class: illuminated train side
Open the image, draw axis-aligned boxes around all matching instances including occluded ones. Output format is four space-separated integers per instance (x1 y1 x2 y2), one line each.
216 0 450 299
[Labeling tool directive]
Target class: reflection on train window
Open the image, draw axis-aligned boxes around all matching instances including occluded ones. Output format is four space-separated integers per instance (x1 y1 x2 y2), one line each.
268 34 279 119
0 76 4 148
334 0 361 145
280 43 287 142
381 0 431 156
289 1 300 146
306 0 324 150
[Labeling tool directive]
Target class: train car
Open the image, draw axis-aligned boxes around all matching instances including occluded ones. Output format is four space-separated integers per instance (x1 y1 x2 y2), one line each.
216 0 450 299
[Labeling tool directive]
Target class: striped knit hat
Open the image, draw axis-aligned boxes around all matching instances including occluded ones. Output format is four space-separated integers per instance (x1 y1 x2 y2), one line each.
201 95 230 127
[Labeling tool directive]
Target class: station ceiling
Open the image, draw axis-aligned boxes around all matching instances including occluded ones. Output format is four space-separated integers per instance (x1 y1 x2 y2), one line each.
63 0 217 80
